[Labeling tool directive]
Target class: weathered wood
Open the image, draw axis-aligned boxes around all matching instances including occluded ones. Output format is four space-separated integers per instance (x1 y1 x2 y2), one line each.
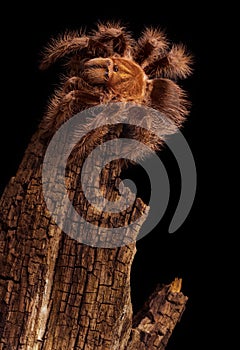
0 120 188 350
0 118 146 349
127 278 188 349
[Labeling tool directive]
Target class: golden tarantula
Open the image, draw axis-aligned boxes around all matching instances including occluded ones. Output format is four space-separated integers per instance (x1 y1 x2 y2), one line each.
39 22 192 157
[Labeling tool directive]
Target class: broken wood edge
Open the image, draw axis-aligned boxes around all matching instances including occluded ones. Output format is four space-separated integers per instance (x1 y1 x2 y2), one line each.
126 277 188 349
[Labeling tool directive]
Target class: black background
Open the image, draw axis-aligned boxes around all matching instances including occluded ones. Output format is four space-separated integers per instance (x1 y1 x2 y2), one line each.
0 2 221 349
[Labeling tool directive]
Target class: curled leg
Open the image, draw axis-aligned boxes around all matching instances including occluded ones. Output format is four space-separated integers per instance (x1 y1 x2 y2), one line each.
91 22 135 56
133 27 168 68
144 44 193 79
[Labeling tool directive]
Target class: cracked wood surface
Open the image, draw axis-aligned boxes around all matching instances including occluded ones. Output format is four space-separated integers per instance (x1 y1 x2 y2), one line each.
0 101 188 349
127 279 188 349
0 123 144 349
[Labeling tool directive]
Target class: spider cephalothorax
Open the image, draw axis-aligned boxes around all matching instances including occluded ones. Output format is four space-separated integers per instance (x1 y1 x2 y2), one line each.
83 56 146 100
39 22 193 155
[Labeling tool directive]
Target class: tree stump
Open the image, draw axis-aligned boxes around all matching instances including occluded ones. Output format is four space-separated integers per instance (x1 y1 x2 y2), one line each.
0 106 188 350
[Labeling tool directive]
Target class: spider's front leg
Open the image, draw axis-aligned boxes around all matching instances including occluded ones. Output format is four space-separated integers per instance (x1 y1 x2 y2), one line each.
63 76 85 94
61 76 105 112
58 90 103 121
40 78 103 139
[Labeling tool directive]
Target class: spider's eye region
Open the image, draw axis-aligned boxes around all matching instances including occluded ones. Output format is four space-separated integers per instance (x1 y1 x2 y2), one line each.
113 65 119 72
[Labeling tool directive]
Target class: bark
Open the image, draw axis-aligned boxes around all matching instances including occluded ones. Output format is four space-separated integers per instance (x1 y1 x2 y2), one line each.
127 278 188 349
0 108 188 349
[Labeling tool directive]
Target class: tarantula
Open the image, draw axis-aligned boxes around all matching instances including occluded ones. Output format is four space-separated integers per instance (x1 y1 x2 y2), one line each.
39 22 192 156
